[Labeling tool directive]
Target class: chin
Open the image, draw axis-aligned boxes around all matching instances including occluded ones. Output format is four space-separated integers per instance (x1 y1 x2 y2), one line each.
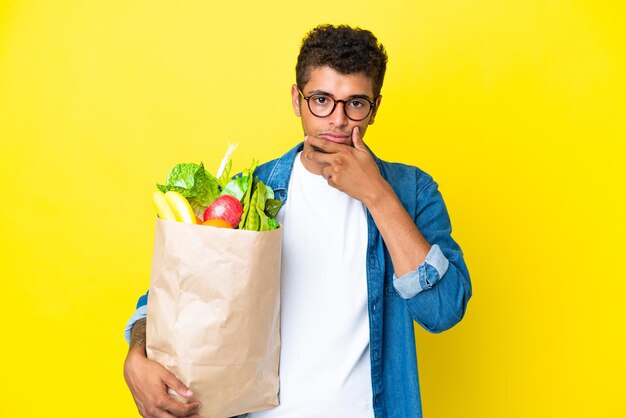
311 144 329 153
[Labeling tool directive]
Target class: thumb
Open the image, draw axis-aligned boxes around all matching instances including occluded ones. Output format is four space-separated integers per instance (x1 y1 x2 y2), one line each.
352 127 367 151
162 371 193 398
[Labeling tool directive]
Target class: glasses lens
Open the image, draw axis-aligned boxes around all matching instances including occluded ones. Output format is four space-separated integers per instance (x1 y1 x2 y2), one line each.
345 98 372 121
306 94 373 121
308 94 334 117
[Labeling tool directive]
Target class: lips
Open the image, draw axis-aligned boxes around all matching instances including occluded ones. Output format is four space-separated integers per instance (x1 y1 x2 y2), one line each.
318 132 351 143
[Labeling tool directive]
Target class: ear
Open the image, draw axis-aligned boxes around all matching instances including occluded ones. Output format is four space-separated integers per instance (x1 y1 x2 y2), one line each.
368 95 382 125
291 85 302 117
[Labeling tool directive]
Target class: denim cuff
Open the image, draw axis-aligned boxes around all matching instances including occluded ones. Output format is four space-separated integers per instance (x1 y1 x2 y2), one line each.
393 244 449 299
124 305 148 344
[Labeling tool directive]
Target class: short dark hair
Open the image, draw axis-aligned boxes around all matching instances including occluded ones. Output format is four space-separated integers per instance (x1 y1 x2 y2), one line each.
296 24 388 97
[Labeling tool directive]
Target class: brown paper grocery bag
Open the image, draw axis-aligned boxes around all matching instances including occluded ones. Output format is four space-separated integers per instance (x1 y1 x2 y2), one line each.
146 217 281 418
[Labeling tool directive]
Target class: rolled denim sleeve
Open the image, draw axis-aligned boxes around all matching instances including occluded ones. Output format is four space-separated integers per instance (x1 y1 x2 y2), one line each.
124 305 147 344
402 177 471 334
393 244 450 299
123 291 149 344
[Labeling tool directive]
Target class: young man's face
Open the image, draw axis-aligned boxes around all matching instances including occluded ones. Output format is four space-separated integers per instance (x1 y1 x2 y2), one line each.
291 66 381 149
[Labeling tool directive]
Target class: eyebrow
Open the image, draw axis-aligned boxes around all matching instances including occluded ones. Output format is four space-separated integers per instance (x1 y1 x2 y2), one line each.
306 89 374 101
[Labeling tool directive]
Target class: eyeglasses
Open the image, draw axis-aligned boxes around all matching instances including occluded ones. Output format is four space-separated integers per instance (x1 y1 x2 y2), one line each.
298 89 377 121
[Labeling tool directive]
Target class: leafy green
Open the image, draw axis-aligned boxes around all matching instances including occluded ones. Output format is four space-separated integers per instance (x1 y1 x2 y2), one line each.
244 185 261 231
235 159 283 231
239 176 255 229
254 182 270 231
240 180 280 231
221 176 250 201
264 199 281 218
157 162 220 217
237 161 258 229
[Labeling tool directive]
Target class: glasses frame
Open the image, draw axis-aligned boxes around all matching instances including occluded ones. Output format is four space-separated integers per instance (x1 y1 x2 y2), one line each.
298 88 377 122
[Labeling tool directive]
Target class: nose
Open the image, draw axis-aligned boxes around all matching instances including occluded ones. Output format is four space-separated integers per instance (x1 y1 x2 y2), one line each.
328 100 349 127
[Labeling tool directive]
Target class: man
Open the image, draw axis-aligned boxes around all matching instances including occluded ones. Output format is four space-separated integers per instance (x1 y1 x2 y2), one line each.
124 24 471 418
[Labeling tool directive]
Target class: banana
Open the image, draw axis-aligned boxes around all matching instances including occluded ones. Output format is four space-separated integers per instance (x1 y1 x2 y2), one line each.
152 191 177 221
164 191 197 224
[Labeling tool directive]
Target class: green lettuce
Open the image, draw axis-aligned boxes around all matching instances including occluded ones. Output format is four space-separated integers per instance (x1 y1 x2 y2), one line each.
221 176 250 201
156 162 220 217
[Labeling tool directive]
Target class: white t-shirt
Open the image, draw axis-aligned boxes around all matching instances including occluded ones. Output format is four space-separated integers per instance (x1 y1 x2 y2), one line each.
249 152 374 418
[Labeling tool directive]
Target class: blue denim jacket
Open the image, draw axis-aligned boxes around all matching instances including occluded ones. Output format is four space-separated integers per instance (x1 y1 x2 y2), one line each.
126 142 471 417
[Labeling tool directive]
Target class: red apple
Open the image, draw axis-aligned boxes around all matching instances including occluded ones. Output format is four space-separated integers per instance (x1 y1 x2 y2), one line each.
203 195 243 228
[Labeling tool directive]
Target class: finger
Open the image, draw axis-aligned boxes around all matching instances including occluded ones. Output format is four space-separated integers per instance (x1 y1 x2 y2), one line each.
320 165 334 182
144 401 177 418
351 126 367 151
321 167 339 188
160 395 202 417
306 135 345 153
305 148 336 165
163 373 193 399
153 409 177 418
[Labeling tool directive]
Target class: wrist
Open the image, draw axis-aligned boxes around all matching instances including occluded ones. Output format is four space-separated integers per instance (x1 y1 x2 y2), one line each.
125 345 148 377
363 179 395 210
127 341 147 357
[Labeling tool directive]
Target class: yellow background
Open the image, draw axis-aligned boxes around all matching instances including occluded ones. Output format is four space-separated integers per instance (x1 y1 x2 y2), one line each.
1 0 624 416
